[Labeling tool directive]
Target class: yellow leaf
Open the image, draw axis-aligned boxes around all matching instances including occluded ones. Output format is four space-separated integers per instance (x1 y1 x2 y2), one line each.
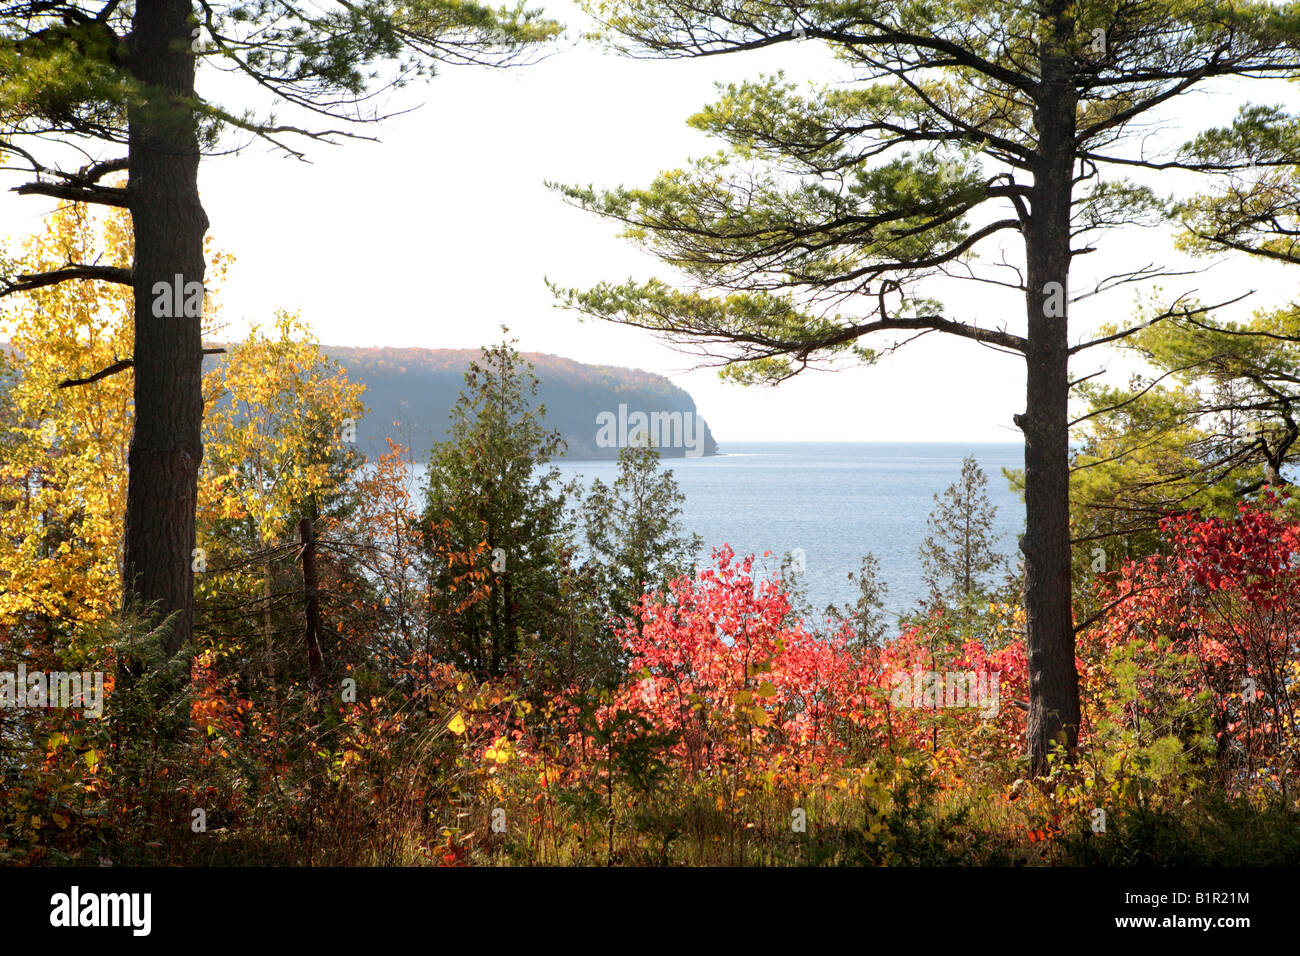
447 712 466 735
757 680 777 698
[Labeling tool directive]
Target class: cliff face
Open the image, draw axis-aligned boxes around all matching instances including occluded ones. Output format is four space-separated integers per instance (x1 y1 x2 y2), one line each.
320 346 719 461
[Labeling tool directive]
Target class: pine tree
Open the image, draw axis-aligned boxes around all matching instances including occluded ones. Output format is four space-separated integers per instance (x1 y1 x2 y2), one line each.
918 455 1003 633
420 331 578 681
826 553 892 649
551 0 1300 772
582 442 701 629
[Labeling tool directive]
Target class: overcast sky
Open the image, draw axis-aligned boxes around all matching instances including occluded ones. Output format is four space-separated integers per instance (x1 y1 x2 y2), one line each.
4 3 1295 444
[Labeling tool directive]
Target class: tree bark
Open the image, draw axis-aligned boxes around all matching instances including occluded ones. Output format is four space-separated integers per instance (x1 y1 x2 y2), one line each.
123 0 209 657
1020 36 1081 776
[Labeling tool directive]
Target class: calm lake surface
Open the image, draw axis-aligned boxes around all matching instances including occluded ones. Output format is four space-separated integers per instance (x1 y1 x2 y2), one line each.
417 441 1026 622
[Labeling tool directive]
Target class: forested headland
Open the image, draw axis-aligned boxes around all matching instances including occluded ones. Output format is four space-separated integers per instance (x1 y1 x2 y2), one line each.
283 346 719 460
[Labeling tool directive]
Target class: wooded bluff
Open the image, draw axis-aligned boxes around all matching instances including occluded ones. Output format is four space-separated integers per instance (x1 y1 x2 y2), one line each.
208 345 720 460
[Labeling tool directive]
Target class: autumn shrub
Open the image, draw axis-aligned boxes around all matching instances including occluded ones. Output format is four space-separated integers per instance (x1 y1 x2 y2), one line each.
0 612 124 865
1087 501 1300 797
454 548 1039 864
44 605 501 865
872 615 1029 766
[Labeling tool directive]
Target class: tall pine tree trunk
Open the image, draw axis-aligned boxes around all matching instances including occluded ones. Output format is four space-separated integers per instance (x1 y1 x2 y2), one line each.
1019 38 1080 776
123 0 208 657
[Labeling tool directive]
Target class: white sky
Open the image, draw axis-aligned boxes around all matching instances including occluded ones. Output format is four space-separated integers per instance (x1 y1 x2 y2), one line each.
5 3 1296 443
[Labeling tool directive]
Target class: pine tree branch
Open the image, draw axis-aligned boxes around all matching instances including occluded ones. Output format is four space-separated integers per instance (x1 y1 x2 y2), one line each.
1 265 132 296
58 348 226 388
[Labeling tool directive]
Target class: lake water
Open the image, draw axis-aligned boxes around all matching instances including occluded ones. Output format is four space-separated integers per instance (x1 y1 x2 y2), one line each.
418 442 1026 622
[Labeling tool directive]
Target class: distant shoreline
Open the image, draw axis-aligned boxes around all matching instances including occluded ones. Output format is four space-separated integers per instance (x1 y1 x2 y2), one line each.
386 439 1030 466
